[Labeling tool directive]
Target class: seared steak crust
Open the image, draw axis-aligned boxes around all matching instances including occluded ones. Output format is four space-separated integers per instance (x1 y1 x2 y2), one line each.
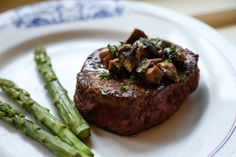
74 45 199 136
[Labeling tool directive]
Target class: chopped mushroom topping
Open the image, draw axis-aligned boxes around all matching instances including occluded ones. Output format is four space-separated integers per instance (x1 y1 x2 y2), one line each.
99 48 110 58
118 44 132 52
119 43 140 73
136 58 163 73
99 28 187 85
144 65 164 84
157 60 179 82
176 52 187 62
126 28 147 44
123 60 133 73
108 58 120 71
99 48 113 68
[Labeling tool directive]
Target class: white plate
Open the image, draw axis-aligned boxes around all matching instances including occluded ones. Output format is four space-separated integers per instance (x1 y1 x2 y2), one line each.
0 1 236 157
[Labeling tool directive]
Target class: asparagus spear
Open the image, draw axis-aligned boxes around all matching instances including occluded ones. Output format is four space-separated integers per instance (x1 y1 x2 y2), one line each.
0 79 93 157
0 101 81 157
34 48 90 139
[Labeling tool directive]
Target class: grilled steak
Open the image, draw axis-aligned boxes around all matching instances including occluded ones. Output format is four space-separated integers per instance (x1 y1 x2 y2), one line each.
74 29 200 136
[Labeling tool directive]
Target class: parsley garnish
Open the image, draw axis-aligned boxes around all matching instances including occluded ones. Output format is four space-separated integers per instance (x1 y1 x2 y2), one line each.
166 58 172 63
164 45 176 54
177 51 182 56
119 41 125 46
149 38 161 44
107 44 116 56
120 85 129 91
143 58 148 61
140 67 148 73
170 45 176 52
129 74 136 84
99 72 111 79
180 74 188 83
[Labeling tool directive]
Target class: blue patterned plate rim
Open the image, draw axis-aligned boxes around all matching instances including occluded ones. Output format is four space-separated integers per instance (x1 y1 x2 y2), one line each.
0 0 124 29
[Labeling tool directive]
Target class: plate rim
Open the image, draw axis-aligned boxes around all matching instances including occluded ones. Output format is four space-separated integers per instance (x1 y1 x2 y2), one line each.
1 0 236 156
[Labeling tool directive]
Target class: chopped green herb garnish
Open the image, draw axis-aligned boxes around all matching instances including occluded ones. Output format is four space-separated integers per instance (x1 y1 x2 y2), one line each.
99 72 111 79
119 41 125 46
129 74 136 84
166 59 172 63
164 48 171 53
165 45 176 54
180 74 188 83
140 67 148 73
120 85 129 91
107 44 116 56
143 58 148 61
149 38 161 44
177 51 182 56
170 45 176 52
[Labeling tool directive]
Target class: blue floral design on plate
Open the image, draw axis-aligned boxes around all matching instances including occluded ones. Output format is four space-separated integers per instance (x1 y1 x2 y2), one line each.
0 0 124 29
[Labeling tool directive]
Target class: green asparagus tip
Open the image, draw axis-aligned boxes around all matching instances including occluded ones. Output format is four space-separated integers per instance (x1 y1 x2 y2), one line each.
0 102 24 118
34 49 91 140
34 47 47 58
0 102 83 157
35 47 46 53
0 78 11 86
0 79 93 157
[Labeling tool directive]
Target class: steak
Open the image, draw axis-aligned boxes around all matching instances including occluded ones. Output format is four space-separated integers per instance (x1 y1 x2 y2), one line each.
74 29 200 136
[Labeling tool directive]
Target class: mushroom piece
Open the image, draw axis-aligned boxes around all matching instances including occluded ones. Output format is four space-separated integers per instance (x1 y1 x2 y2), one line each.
136 58 163 74
108 58 120 71
167 51 187 62
176 52 187 62
134 40 150 59
118 44 132 52
126 28 148 44
122 60 134 73
144 65 164 84
119 42 146 73
157 60 179 82
138 38 161 58
99 48 113 68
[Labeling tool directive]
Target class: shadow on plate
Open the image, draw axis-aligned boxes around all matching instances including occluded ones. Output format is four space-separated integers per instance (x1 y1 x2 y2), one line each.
91 80 210 153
